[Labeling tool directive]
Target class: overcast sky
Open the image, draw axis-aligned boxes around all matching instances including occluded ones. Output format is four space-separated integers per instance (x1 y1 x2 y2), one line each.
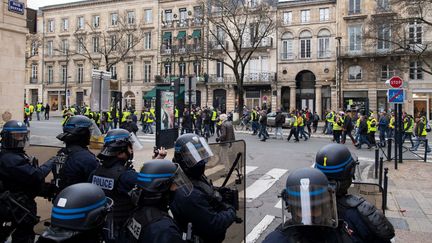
27 0 86 10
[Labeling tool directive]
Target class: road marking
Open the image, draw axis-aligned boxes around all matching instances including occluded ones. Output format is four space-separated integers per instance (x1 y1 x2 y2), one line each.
245 215 275 243
246 166 258 175
275 199 282 209
138 139 155 143
245 168 288 202
357 157 376 163
205 164 225 177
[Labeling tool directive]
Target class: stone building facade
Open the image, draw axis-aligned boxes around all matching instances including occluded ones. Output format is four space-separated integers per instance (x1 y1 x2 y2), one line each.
1 0 28 123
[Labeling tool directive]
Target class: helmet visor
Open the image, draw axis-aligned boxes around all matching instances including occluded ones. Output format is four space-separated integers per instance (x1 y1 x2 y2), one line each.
182 137 214 167
129 133 143 151
3 130 30 149
89 120 102 136
283 182 338 228
173 164 193 196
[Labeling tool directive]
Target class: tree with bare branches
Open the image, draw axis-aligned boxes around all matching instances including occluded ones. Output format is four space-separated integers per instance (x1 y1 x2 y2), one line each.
202 0 276 116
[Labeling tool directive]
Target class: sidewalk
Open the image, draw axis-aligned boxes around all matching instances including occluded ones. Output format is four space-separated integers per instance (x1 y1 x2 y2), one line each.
375 160 432 241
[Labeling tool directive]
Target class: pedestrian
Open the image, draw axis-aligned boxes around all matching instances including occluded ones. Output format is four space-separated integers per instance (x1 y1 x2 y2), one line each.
367 114 378 146
44 103 50 120
181 108 193 134
378 111 389 147
332 112 343 143
402 113 415 148
274 109 285 139
24 103 31 127
341 110 356 145
387 112 395 139
297 112 309 141
259 110 269 142
287 111 299 142
305 109 312 136
325 110 334 135
251 107 259 135
410 116 431 152
312 111 320 133
120 116 139 135
36 102 43 121
29 103 34 121
355 115 372 149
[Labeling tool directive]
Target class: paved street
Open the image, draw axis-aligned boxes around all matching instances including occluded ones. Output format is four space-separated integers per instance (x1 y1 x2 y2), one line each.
27 118 432 242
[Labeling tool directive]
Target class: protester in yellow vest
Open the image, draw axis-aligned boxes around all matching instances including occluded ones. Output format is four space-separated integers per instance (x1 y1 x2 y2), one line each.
367 115 377 146
29 104 34 121
402 114 415 147
287 112 299 142
332 113 344 143
36 102 43 121
411 116 431 152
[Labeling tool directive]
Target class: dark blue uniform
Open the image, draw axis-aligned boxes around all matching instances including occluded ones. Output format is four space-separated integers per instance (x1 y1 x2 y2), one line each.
59 145 98 190
169 179 236 243
0 149 52 242
263 222 355 243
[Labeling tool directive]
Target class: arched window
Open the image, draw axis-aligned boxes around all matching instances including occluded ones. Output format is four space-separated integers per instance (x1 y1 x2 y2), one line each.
317 29 331 58
299 30 312 59
348 65 362 80
281 32 294 60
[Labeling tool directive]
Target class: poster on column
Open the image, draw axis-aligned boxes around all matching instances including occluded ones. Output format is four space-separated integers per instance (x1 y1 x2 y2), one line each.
160 91 175 130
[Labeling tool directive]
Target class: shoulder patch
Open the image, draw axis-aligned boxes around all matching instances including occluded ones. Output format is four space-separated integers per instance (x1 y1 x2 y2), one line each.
128 217 142 240
92 175 114 190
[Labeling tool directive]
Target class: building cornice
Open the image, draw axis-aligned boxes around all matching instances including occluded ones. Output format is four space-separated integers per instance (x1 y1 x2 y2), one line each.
278 0 336 8
40 0 141 12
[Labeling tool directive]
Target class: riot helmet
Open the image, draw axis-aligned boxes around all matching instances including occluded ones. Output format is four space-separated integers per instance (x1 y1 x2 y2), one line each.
314 144 358 196
57 115 101 145
0 120 29 149
281 168 338 228
49 183 113 231
174 133 213 178
98 129 143 161
130 159 192 206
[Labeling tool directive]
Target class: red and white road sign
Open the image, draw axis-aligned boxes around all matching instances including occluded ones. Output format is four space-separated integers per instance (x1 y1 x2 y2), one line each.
389 76 403 88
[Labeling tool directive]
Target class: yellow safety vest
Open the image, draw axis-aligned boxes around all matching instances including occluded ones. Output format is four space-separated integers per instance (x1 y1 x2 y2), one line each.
333 116 343 131
389 117 395 129
217 120 223 126
107 112 113 122
24 107 30 116
422 122 428 136
36 104 43 112
175 108 179 118
369 118 377 132
326 112 334 123
29 105 34 113
211 111 217 121
404 117 413 133
292 116 298 127
146 111 154 123
122 111 131 123
297 116 304 127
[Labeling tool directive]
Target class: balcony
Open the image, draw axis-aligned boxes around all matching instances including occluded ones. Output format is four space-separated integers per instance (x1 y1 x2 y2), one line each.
187 44 202 53
243 37 273 48
29 77 38 84
280 52 295 60
176 19 189 28
339 44 406 58
244 72 275 83
160 45 175 55
208 41 229 51
161 21 174 29
208 74 235 83
191 18 203 27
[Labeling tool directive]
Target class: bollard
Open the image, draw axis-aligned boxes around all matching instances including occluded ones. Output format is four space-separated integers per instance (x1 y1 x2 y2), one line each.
379 157 384 187
387 138 392 161
424 139 428 163
375 148 379 179
383 168 389 215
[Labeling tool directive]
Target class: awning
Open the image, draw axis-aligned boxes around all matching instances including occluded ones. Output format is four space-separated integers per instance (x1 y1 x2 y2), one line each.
192 29 201 38
163 32 172 40
177 31 186 39
143 85 185 100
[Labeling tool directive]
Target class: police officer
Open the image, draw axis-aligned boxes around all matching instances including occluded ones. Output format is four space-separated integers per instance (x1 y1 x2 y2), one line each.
55 115 99 191
38 183 113 243
315 144 395 242
169 134 237 243
263 167 354 243
125 159 190 243
0 120 54 242
90 129 140 242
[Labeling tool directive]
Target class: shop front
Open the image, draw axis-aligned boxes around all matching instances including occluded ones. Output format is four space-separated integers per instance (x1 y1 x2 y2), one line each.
343 91 368 115
47 90 65 111
411 90 432 119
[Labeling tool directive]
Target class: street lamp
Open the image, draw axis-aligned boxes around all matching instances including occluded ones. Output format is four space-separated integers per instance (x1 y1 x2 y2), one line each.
335 36 342 110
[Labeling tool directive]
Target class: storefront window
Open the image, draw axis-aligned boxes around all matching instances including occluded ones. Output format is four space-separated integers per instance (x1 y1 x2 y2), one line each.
377 90 388 112
343 91 368 115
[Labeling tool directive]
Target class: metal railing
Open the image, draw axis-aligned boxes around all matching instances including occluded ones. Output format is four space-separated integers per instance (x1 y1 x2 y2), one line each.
340 45 406 57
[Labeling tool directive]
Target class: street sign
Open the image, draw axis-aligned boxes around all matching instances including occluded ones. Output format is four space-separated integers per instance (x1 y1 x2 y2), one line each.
8 0 24 15
387 89 405 104
389 76 403 88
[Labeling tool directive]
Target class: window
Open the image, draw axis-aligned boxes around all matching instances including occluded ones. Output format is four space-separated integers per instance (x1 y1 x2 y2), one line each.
77 16 84 30
31 42 38 56
111 13 118 26
409 20 422 44
144 9 153 24
47 65 53 84
193 6 202 24
179 63 186 77
127 11 135 24
77 64 84 83
348 25 362 51
61 65 68 84
281 32 293 60
216 60 224 78
144 62 151 83
77 37 84 54
349 0 361 14
377 24 391 50
110 35 117 51
318 29 331 58
31 64 38 79
283 11 292 25
319 8 329 21
377 0 389 11
144 32 152 49
348 65 362 80
381 65 395 80
179 8 187 26
47 40 53 56
61 39 69 54
301 10 310 23
164 63 171 76
194 61 201 76
92 36 99 53
110 65 117 79
216 26 225 43
127 62 133 82
410 61 423 80
127 34 133 49
299 31 312 59
47 19 54 32
93 15 100 28
62 18 69 31
165 10 173 22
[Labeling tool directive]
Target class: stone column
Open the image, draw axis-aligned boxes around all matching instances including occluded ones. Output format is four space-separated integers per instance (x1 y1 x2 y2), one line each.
315 84 322 116
289 85 296 111
277 86 282 110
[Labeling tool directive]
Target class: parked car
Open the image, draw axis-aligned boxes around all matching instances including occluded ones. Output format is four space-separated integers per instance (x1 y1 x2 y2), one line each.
267 112 294 128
